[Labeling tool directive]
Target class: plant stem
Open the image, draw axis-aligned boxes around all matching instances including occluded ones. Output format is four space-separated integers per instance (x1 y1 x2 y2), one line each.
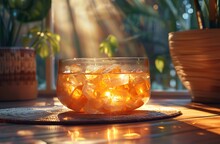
12 22 22 46
0 14 5 46
2 0 7 46
193 0 206 29
7 17 15 46
30 21 44 48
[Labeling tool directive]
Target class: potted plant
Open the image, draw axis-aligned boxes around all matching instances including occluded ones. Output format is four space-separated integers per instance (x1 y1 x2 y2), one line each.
0 0 60 101
169 0 220 103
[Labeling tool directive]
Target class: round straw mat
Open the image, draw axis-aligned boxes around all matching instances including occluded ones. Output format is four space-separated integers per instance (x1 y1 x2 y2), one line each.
0 105 181 125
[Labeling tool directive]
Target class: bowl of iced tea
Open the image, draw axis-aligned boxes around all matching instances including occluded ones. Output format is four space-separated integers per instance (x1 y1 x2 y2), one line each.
57 57 151 114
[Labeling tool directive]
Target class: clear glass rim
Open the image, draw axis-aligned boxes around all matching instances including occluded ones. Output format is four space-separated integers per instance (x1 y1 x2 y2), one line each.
59 57 149 74
59 57 148 62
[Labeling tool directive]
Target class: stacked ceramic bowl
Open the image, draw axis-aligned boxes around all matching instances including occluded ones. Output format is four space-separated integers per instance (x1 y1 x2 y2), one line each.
169 29 220 103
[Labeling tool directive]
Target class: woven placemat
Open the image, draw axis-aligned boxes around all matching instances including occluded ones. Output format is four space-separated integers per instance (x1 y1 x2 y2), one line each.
0 105 181 125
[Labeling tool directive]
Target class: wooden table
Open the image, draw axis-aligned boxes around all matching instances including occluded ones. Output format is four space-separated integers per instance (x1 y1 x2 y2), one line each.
0 95 220 144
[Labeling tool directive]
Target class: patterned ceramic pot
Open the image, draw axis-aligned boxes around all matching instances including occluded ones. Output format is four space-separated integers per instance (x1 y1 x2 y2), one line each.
0 48 37 101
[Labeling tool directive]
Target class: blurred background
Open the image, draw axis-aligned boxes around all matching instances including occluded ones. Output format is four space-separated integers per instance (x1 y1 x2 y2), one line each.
37 0 198 91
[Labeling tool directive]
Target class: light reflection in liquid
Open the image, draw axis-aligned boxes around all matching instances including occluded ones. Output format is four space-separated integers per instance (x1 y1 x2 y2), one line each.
68 130 86 142
65 126 150 143
16 130 47 144
123 129 141 139
106 127 119 142
158 126 165 130
17 130 34 136
197 132 205 136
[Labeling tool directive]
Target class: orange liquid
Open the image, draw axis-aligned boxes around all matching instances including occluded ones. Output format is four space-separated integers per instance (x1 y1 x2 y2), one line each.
57 73 150 114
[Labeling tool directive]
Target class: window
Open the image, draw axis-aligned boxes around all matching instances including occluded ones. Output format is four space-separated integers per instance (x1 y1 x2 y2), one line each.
40 0 197 94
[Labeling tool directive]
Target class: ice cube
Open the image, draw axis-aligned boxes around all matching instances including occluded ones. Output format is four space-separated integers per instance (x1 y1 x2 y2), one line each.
57 75 77 96
86 65 106 73
103 64 121 73
101 74 129 88
85 65 106 81
75 74 86 85
126 98 144 111
57 81 87 112
82 83 99 99
82 99 104 114
58 74 85 88
65 64 82 73
68 96 87 112
130 74 150 97
71 85 83 99
85 74 108 93
68 86 88 112
81 83 106 114
57 82 76 108
120 64 136 73
66 75 78 85
101 89 130 113
102 102 125 113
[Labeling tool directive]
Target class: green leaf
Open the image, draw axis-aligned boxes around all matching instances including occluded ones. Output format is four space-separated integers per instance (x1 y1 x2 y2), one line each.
4 0 51 23
36 39 49 58
99 41 112 57
7 0 31 10
99 35 118 57
29 26 41 34
22 26 41 47
107 34 118 48
22 26 60 58
155 56 165 73
46 32 60 54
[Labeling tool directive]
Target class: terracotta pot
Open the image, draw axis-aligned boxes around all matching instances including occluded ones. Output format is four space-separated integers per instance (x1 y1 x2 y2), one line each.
169 29 220 103
0 48 37 101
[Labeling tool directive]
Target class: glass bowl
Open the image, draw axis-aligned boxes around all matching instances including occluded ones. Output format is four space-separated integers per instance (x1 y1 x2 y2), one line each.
57 57 151 114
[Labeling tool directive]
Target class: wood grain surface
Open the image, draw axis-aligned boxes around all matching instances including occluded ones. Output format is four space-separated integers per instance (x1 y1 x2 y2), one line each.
0 96 219 144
